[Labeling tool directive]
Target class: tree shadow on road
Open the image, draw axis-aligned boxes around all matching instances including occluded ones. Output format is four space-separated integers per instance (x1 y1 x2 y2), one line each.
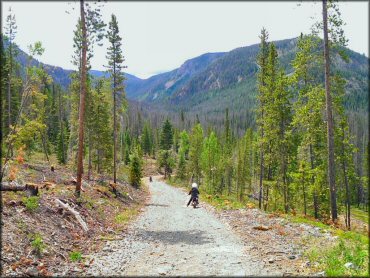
145 203 169 207
137 229 212 245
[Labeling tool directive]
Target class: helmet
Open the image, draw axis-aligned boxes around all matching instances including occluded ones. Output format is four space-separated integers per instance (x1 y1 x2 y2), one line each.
192 183 198 188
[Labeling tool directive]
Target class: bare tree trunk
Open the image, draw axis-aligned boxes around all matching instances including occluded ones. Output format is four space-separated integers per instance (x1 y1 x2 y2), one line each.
76 0 87 197
322 0 338 221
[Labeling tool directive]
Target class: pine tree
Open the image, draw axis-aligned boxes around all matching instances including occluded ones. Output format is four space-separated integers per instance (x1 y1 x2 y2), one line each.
179 130 190 159
291 33 326 219
75 1 88 196
160 119 173 150
223 108 233 195
88 78 113 174
176 150 187 180
310 0 350 221
322 0 338 221
244 128 254 194
332 74 358 229
142 121 152 156
188 123 204 185
256 27 269 209
201 131 221 194
235 140 245 201
129 148 142 188
158 150 175 179
106 13 126 184
75 0 105 197
56 84 68 164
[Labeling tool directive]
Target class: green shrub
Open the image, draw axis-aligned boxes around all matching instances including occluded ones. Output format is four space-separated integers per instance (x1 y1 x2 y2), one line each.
114 212 130 224
31 233 45 256
69 251 82 262
22 196 39 212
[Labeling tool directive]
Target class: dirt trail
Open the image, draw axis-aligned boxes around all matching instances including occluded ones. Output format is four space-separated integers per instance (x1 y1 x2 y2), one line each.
87 178 271 276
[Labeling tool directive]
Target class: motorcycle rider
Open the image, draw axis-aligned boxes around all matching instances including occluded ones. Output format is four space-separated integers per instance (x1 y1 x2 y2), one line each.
187 182 200 207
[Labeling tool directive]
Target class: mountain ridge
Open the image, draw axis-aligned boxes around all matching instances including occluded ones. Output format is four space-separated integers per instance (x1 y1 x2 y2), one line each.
5 35 368 116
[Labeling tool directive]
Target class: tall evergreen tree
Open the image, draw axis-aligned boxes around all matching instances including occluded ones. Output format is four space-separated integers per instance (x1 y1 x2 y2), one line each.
142 121 152 156
106 13 126 184
322 0 338 221
291 34 326 219
129 147 142 188
160 119 173 150
188 123 204 185
75 0 105 197
256 28 269 209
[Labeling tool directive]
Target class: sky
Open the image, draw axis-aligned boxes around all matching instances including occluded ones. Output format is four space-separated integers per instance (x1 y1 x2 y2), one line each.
1 1 369 79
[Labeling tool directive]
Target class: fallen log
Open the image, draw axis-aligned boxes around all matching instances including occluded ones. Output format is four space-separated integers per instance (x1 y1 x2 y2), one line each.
1 184 25 192
55 199 89 232
1 182 39 196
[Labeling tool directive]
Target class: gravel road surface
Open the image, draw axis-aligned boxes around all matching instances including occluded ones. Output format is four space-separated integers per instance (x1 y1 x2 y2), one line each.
87 178 268 276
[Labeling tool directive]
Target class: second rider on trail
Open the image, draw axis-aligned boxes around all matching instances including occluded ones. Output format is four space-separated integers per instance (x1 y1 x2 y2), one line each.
187 183 200 207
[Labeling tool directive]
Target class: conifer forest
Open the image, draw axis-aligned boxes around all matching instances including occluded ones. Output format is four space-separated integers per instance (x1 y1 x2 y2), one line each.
0 1 368 276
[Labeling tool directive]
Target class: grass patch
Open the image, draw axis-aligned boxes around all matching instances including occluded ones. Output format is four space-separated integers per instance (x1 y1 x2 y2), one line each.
69 251 82 262
117 163 130 182
114 208 138 225
351 208 369 223
203 193 246 210
22 196 39 212
286 214 330 230
305 229 369 276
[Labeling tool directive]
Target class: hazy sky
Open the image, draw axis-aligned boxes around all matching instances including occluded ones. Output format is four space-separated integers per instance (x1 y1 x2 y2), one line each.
2 1 369 79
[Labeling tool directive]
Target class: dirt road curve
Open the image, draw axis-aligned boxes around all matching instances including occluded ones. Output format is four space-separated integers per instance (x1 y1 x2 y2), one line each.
87 178 269 276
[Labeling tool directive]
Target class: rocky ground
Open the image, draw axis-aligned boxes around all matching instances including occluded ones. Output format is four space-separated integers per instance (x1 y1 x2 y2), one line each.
85 177 340 276
202 204 336 276
87 177 268 276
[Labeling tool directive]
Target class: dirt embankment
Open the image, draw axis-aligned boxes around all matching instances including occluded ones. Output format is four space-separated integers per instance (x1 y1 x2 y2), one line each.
1 160 149 277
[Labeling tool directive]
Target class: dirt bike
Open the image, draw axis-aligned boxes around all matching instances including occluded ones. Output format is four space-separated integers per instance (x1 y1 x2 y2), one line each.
191 196 199 208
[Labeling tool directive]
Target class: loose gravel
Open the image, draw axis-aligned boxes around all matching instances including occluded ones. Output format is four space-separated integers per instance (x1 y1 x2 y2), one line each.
87 178 270 276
